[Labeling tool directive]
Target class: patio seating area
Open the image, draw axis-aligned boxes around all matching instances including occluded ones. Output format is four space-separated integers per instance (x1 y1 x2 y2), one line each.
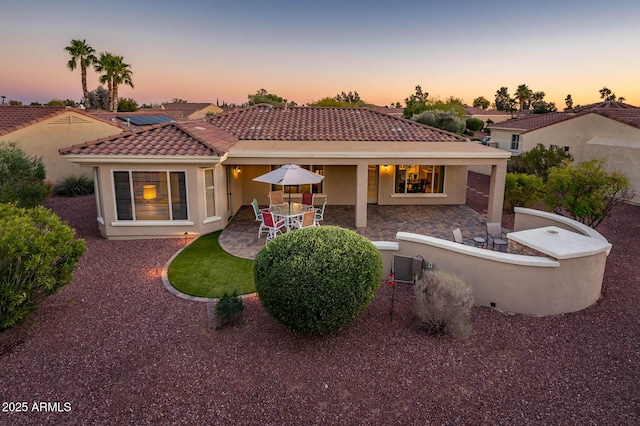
219 204 532 260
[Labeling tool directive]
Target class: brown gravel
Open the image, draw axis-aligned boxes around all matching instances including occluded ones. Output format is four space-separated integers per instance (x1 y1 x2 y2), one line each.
1 172 639 425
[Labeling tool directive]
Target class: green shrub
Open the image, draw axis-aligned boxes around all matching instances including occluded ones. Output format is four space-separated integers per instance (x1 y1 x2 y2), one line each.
504 172 544 213
465 117 484 132
412 108 466 134
53 175 94 197
0 204 86 330
413 270 474 338
254 226 382 335
214 291 244 329
0 141 48 208
507 145 573 180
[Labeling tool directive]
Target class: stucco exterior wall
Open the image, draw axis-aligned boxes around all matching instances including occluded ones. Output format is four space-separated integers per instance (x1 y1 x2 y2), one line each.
1 112 121 184
88 162 227 240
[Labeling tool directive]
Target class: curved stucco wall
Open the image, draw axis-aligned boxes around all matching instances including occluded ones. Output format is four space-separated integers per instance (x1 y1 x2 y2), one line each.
375 210 611 316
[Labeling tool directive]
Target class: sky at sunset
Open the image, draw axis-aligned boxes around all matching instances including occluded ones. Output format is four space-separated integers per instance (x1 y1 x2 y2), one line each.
2 0 639 108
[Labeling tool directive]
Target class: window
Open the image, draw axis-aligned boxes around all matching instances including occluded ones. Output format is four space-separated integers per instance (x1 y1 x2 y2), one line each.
564 146 570 153
270 165 324 194
113 171 188 221
394 165 445 194
204 168 215 218
511 134 520 150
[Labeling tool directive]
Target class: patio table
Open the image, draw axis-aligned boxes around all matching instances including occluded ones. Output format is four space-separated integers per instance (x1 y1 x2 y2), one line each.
270 202 307 232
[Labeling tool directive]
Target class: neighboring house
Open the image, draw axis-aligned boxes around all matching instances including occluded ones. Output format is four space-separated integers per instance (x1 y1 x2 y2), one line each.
60 105 510 239
368 105 404 117
463 105 511 124
160 103 224 120
89 111 176 131
0 106 122 184
487 101 640 203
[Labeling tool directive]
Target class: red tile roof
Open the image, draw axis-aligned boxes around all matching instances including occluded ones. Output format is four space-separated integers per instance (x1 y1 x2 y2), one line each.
1 106 68 136
60 122 233 156
207 105 467 142
487 101 640 133
486 113 573 132
0 106 120 137
161 103 216 113
463 105 510 116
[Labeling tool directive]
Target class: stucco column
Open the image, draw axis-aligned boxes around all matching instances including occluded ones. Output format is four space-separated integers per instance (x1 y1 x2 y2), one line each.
487 162 507 224
355 162 368 228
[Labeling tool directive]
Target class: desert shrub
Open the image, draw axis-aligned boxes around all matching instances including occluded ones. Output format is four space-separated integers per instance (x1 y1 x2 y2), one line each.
0 141 48 208
504 172 544 213
412 109 466 134
254 226 382 335
413 270 474 338
52 175 94 197
507 145 573 180
465 117 484 132
214 291 244 329
0 204 86 331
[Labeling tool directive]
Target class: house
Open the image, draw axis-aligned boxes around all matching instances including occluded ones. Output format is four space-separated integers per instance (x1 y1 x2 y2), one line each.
0 106 123 184
486 101 640 203
89 111 176 131
160 103 224 120
463 105 511 125
60 105 510 239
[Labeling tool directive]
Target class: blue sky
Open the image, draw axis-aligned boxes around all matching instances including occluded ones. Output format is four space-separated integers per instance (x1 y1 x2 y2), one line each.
2 0 639 107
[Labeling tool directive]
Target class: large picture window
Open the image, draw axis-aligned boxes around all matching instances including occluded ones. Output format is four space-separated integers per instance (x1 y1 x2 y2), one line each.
394 165 445 194
113 171 188 221
270 165 324 194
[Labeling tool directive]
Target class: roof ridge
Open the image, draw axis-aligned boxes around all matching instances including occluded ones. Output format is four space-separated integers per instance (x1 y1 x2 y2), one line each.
174 122 224 155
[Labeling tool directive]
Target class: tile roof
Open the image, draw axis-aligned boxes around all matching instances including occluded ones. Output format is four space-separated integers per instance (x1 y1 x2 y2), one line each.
463 105 510 116
60 122 233 157
487 101 640 133
88 111 179 130
161 103 215 113
207 105 467 142
0 106 73 136
486 113 572 131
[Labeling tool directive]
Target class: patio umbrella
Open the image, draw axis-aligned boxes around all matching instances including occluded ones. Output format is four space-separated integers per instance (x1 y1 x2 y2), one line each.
252 163 325 205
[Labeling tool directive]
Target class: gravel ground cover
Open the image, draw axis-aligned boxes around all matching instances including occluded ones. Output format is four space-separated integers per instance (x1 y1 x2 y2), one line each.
1 172 638 425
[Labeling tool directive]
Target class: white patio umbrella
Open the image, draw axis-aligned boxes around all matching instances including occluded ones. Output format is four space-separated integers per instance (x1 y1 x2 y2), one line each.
252 163 324 205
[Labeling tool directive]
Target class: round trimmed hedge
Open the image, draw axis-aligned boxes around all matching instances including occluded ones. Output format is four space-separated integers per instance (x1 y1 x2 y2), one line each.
254 226 383 335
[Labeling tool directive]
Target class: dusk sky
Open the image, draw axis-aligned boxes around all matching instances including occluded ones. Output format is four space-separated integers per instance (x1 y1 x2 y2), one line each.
2 0 639 108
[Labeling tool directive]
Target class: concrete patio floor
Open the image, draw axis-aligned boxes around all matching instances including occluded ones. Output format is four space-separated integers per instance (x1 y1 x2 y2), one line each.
219 204 501 260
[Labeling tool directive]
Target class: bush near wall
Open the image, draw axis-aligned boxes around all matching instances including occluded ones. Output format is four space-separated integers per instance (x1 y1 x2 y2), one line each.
0 141 48 208
254 226 382 335
52 175 94 197
0 204 86 331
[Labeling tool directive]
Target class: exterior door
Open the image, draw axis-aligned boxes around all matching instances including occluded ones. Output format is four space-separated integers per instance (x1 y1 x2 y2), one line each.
367 165 378 204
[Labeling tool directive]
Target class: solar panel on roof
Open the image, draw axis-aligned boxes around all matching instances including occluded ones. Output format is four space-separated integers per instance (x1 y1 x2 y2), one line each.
116 115 174 126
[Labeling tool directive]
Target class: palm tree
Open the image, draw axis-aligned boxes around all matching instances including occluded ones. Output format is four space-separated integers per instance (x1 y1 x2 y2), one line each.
64 39 97 109
515 84 532 117
94 52 116 111
111 56 134 112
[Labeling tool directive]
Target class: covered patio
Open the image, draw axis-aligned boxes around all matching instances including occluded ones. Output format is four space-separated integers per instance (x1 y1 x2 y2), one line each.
219 203 511 260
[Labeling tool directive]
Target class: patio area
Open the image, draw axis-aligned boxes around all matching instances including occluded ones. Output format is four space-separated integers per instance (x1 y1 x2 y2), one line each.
220 203 511 260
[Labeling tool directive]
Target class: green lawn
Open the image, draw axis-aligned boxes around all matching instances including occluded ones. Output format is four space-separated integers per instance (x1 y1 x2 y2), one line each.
167 231 255 298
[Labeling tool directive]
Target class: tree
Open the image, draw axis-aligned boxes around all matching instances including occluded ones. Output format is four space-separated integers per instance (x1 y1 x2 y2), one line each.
515 84 532 116
246 89 295 107
111 56 134 113
494 87 513 112
472 96 490 109
0 141 48 208
403 85 429 118
465 117 484 132
565 94 574 110
507 144 573 180
64 39 96 109
504 173 544 212
171 98 188 103
87 86 109 110
412 109 466 134
532 101 557 114
117 98 138 112
546 160 635 228
94 52 134 112
598 87 624 102
335 90 361 104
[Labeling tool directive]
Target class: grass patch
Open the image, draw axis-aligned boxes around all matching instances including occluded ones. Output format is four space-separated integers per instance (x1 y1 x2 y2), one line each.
167 231 255 298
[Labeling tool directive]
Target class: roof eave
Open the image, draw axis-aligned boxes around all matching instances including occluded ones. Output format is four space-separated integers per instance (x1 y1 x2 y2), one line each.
62 154 221 165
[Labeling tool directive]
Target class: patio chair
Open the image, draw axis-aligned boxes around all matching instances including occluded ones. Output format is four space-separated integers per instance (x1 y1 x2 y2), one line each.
313 199 327 225
486 222 508 251
262 210 286 242
292 210 317 229
301 192 314 210
251 199 268 239
451 228 463 244
269 190 287 207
